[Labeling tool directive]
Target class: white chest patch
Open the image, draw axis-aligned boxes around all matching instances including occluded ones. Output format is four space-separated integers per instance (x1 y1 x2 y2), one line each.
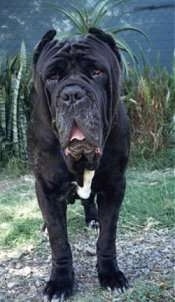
77 169 95 199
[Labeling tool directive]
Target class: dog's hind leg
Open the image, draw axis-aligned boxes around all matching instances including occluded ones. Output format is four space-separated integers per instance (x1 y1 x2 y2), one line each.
81 192 99 228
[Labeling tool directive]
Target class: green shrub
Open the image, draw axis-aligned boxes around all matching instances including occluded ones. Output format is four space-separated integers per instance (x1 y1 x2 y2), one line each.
124 66 175 160
0 43 31 163
0 4 174 168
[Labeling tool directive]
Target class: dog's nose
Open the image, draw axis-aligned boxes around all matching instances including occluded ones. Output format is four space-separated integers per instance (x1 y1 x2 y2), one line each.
60 85 85 102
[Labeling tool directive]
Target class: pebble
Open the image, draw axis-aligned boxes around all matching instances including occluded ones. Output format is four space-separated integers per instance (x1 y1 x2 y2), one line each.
85 247 96 256
20 266 31 276
7 281 17 289
15 262 23 269
35 280 42 288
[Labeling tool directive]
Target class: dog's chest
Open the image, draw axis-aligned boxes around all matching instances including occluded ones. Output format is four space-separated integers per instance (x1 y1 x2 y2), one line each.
74 169 95 199
77 169 95 199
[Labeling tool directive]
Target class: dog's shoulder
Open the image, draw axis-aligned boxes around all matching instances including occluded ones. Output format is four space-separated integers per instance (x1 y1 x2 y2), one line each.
110 100 130 144
103 100 130 164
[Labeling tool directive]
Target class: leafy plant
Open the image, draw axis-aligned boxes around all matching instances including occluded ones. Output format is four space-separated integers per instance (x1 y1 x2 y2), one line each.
49 0 148 76
0 43 31 163
124 65 175 159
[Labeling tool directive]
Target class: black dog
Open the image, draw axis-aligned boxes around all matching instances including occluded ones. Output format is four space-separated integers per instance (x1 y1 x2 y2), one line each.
28 27 130 301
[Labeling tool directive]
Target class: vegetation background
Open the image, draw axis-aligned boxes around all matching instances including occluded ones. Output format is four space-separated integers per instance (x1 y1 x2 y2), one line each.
0 1 174 301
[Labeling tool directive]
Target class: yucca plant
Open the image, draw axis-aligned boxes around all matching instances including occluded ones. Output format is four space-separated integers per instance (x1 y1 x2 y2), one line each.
0 43 31 163
49 0 148 76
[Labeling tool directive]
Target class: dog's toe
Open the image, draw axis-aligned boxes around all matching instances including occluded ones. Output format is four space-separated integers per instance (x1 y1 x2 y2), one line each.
43 280 73 302
98 270 129 292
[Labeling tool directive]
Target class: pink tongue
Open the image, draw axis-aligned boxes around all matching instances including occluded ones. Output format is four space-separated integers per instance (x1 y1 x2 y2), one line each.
70 126 85 141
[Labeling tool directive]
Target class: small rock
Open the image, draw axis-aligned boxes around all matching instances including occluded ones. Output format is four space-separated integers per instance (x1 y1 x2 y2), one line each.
20 266 31 276
46 255 51 263
15 262 23 269
85 247 96 256
74 243 83 251
18 251 29 259
7 281 17 289
35 279 42 287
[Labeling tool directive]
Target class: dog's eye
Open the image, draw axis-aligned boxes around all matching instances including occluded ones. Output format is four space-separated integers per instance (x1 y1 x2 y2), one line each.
47 74 59 81
91 69 104 77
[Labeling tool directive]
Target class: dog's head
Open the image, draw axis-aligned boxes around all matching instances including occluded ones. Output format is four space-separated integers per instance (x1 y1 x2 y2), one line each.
32 28 122 173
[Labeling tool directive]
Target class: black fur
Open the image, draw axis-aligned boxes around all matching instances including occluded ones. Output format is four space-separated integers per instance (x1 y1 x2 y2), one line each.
28 27 130 300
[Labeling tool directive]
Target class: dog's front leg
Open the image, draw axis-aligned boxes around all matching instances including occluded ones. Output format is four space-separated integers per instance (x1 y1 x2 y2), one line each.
96 176 128 292
35 179 74 301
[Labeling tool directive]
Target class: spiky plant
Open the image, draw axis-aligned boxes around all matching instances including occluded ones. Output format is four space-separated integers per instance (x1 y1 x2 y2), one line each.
0 42 31 163
49 0 148 76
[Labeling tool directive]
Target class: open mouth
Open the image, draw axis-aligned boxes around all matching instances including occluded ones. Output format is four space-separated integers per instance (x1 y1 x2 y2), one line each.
64 123 102 161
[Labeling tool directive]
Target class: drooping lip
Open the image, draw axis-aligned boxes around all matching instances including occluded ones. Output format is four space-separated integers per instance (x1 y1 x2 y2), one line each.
64 123 102 157
66 122 96 146
64 124 85 157
69 124 85 141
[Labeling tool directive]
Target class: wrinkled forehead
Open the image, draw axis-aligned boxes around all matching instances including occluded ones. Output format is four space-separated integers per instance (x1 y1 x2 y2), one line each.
36 34 115 77
50 34 112 62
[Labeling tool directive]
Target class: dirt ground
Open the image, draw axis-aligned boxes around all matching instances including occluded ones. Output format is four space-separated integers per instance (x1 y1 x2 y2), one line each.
0 227 174 302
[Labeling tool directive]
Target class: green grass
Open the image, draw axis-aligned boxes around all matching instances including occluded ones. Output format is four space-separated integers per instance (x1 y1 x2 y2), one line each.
120 169 175 231
0 180 42 248
0 167 174 301
68 168 175 236
0 168 174 249
114 278 174 302
0 157 29 178
68 277 174 302
129 147 175 170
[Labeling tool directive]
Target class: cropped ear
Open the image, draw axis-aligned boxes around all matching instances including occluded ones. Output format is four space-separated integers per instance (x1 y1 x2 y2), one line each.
88 27 122 68
33 29 57 65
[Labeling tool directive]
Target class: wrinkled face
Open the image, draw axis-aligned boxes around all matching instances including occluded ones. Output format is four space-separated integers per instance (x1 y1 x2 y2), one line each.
34 30 121 173
46 40 106 171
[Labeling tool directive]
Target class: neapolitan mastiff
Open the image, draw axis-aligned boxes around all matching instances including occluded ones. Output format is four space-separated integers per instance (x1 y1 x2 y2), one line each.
28 27 130 301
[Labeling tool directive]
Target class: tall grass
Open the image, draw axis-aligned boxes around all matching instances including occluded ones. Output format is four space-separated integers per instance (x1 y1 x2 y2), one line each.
124 66 175 160
0 44 174 167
